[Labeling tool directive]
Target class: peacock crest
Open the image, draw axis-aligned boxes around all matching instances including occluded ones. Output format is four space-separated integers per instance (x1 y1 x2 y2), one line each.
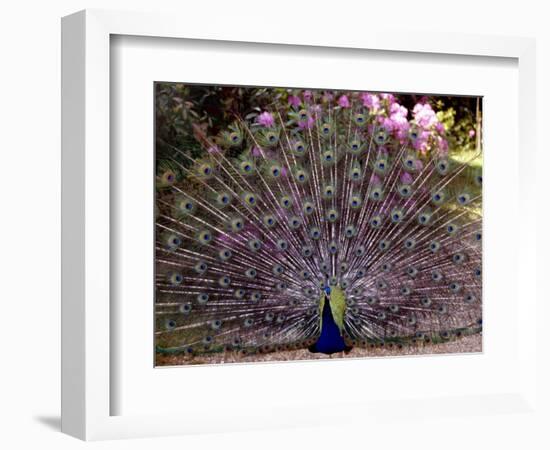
155 87 482 365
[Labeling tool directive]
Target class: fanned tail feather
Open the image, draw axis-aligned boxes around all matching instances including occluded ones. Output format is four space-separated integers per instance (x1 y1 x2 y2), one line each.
155 89 482 361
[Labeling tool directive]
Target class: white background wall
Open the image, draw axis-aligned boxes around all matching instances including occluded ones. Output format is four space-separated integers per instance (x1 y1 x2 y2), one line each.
0 1 547 449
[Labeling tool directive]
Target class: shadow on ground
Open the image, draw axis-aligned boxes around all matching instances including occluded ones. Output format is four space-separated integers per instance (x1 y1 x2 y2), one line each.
34 415 61 431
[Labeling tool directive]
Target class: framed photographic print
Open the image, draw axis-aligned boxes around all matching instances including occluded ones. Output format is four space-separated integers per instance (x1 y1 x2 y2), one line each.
62 9 540 442
153 83 483 368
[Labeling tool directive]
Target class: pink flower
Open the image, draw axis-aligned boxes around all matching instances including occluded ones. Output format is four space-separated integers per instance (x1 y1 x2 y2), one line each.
288 95 301 107
468 129 476 138
380 93 396 104
413 103 438 129
389 103 409 142
435 122 445 134
379 116 395 132
411 130 430 153
338 95 350 108
437 136 449 154
394 123 410 142
303 90 313 102
251 146 263 157
390 102 407 117
256 111 275 127
361 93 380 111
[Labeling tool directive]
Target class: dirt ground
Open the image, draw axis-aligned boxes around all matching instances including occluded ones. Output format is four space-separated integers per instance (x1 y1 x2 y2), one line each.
156 333 482 367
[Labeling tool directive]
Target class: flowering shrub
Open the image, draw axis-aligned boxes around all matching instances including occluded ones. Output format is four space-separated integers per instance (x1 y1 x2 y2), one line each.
155 84 480 179
284 89 451 157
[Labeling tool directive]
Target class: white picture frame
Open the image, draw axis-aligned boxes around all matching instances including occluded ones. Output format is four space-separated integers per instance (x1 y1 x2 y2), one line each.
61 9 540 441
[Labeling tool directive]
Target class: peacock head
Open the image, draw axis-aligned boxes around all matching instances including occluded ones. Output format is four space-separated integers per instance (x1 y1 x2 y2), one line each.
324 286 332 298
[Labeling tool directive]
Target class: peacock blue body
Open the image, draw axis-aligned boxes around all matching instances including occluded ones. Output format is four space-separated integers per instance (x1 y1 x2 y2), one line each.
309 287 349 354
154 87 483 365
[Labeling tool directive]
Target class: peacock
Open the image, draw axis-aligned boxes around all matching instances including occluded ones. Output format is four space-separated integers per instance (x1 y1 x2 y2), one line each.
154 88 482 365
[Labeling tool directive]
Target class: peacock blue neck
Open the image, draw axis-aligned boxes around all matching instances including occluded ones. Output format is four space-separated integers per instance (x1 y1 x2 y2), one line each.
322 296 335 321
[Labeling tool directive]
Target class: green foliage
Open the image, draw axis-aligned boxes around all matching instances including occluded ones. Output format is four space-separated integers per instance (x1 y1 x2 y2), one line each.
155 83 288 175
434 97 481 155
